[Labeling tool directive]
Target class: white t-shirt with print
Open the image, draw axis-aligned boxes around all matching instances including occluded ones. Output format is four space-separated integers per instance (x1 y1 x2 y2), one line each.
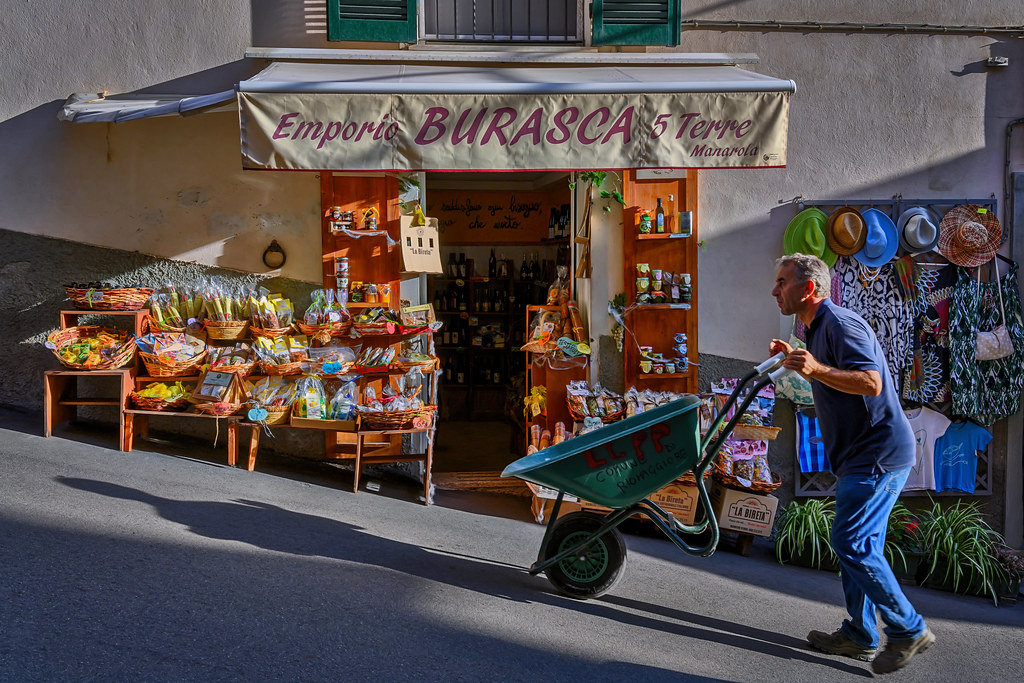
903 406 951 491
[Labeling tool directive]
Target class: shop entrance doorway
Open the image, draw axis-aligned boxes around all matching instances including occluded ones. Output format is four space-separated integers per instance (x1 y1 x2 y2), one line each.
425 171 572 474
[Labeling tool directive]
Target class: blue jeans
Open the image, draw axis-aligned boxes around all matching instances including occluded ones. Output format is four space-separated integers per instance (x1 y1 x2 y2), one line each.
831 468 926 648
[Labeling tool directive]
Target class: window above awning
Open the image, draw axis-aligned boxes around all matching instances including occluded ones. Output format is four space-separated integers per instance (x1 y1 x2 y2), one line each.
238 61 794 172
58 91 236 123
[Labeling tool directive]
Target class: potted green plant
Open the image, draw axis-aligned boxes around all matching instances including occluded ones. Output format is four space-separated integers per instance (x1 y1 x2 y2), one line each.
774 499 839 571
992 545 1023 605
885 502 925 584
916 500 1012 605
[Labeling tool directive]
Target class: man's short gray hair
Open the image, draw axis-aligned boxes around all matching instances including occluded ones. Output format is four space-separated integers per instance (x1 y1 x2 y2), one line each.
776 253 831 299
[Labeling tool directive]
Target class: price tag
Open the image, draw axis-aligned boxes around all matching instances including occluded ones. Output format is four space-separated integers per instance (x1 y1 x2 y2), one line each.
455 279 465 287
583 417 603 430
44 341 56 350
247 407 268 422
322 361 342 375
85 290 104 303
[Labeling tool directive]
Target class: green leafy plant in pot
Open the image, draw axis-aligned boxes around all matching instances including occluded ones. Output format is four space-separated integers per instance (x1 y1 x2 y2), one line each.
774 499 839 571
917 500 1013 605
885 502 925 583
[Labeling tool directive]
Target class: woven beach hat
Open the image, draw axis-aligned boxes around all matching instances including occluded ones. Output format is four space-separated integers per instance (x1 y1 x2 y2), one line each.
897 207 941 255
784 208 838 267
937 204 1001 267
824 206 867 256
854 208 900 267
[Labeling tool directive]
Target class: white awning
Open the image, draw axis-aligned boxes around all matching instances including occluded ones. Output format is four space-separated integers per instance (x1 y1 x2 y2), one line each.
238 61 794 172
58 90 236 123
239 61 796 95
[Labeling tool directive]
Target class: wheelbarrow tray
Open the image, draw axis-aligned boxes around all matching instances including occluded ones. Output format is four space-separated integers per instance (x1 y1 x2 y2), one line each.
502 395 702 509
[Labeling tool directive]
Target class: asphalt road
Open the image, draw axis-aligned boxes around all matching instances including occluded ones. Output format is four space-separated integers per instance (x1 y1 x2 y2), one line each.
1 410 1021 682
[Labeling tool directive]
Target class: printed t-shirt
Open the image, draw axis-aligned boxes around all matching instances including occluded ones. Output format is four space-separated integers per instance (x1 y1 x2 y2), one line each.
933 421 992 494
805 299 916 476
902 406 951 491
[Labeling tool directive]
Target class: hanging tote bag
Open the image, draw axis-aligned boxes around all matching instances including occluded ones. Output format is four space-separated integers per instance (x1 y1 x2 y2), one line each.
975 259 1015 361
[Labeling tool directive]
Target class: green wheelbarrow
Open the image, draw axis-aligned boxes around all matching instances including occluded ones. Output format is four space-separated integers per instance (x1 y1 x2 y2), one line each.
502 354 787 599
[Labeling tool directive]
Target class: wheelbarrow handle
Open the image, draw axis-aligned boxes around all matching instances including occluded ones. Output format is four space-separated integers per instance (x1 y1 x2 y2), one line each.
755 352 786 376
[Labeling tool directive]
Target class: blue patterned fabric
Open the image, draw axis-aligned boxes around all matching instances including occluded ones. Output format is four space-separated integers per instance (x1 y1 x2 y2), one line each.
796 412 830 473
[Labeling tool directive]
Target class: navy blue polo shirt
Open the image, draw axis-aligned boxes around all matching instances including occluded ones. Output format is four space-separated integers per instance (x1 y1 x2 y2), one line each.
805 299 915 476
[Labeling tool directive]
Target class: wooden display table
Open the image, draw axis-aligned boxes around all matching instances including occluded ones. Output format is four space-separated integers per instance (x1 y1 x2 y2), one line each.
123 409 241 466
44 369 135 451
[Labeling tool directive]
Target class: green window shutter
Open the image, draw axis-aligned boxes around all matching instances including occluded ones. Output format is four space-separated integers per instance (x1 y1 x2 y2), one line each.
327 0 418 43
592 0 680 47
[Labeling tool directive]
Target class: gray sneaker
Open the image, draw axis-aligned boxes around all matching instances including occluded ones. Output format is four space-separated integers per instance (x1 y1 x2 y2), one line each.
807 629 877 662
871 628 936 674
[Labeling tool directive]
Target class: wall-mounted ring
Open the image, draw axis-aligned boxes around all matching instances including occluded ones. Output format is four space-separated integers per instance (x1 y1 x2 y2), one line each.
262 240 286 269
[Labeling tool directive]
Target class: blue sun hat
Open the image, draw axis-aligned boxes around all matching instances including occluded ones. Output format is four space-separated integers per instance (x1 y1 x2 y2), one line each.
783 208 838 267
854 208 900 267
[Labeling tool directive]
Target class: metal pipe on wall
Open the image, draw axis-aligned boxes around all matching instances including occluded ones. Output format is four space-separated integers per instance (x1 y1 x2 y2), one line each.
680 19 1024 37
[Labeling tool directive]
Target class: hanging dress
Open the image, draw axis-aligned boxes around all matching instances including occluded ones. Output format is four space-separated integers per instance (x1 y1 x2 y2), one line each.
948 260 1024 425
838 258 915 380
901 264 956 403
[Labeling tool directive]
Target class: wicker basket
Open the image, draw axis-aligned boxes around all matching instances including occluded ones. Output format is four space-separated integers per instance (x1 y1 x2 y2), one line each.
205 320 249 341
139 348 207 378
392 358 439 373
249 325 295 339
64 286 154 311
260 360 305 376
712 463 782 495
209 361 255 376
193 401 243 416
675 468 713 486
147 319 186 334
47 326 136 370
130 392 191 412
730 424 782 441
359 405 436 430
351 321 395 336
567 401 626 424
264 406 291 425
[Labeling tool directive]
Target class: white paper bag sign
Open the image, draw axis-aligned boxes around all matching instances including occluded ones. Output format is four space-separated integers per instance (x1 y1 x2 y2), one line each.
399 215 443 275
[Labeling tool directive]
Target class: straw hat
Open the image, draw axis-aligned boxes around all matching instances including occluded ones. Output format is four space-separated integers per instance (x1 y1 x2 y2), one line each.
897 207 941 255
783 208 838 267
937 204 1001 267
854 208 899 267
825 206 867 256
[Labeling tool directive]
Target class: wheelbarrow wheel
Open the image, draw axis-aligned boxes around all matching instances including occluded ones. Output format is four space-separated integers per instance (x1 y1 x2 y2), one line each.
543 512 626 600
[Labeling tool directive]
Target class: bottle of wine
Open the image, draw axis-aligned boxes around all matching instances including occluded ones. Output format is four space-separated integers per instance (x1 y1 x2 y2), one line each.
488 248 497 278
548 208 557 239
519 256 529 281
498 252 509 278
457 252 467 279
447 252 457 278
434 289 443 312
559 203 570 237
530 252 541 282
458 286 467 312
655 197 665 233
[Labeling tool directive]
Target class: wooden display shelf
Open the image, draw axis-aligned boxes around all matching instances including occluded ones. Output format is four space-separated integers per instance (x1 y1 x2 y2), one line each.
59 309 150 337
44 369 135 451
621 170 699 395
